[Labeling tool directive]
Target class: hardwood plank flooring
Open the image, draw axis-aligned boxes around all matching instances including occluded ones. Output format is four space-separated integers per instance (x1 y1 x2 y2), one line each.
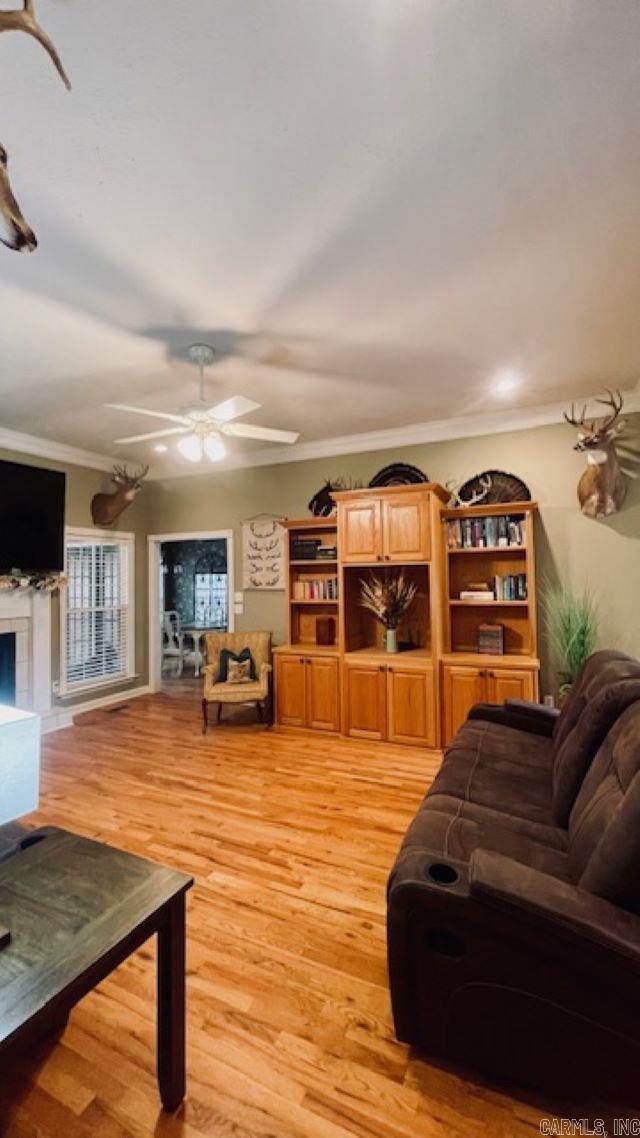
1 680 558 1137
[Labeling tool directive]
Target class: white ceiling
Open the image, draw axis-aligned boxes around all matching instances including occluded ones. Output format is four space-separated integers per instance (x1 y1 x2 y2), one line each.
1 0 640 474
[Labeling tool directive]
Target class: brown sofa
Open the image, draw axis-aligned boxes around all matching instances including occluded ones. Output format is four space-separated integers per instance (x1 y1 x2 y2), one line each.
387 650 640 1104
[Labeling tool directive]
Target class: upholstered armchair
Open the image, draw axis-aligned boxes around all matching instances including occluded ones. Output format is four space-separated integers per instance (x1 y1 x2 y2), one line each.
201 631 272 731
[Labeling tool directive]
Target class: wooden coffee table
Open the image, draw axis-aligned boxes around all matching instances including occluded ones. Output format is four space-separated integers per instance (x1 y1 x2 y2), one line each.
0 827 193 1112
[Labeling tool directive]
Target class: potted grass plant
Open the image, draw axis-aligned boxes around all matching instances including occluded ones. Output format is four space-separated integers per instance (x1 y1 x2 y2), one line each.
543 582 599 701
359 570 417 653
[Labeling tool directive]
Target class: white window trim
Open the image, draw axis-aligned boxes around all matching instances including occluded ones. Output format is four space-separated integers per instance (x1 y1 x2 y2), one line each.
59 526 136 698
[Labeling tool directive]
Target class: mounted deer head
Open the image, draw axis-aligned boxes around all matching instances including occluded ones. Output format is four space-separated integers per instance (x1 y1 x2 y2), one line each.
91 465 149 528
564 389 627 518
0 1 70 253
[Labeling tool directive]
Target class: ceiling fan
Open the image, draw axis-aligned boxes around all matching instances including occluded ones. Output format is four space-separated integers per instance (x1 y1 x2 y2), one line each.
106 344 299 463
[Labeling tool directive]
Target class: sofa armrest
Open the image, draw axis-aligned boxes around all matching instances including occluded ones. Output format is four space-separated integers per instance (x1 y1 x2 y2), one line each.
467 699 558 737
470 848 640 963
506 698 559 727
259 662 273 682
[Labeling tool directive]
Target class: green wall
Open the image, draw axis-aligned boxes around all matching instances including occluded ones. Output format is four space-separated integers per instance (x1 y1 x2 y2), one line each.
148 414 640 695
0 448 150 706
3 411 639 706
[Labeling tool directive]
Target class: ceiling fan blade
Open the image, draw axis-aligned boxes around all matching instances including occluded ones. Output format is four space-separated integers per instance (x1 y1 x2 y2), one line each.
221 422 300 444
106 403 190 426
114 427 190 445
208 395 261 423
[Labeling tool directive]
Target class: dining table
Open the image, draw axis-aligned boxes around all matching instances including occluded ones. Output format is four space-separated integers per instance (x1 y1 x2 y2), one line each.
181 625 223 677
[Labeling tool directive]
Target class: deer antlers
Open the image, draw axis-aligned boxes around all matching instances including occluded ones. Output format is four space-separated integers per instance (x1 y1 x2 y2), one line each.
564 389 624 436
448 473 493 508
112 464 150 488
0 1 70 89
0 1 70 253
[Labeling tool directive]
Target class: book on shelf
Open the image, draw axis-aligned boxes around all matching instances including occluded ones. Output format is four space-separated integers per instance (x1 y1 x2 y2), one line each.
457 573 527 601
478 623 504 654
291 538 323 560
446 514 525 550
492 572 527 601
292 576 339 601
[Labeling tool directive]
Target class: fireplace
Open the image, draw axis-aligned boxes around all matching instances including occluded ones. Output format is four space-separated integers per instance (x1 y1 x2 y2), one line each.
0 590 55 731
0 633 16 706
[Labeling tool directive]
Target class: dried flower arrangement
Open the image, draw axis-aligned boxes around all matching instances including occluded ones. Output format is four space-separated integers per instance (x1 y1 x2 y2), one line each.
0 573 66 593
359 570 417 652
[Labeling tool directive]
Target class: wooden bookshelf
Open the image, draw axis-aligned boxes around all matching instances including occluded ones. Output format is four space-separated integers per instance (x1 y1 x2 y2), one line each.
282 519 340 649
441 500 538 658
440 500 539 743
275 493 540 748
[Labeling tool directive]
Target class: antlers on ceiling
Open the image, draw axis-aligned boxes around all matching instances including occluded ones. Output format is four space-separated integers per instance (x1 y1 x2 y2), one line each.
0 1 70 88
0 2 70 253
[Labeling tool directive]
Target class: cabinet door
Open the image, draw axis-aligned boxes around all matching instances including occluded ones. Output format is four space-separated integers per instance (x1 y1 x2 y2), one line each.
387 665 436 748
442 665 486 746
306 656 340 732
344 664 387 740
486 667 537 705
382 494 430 562
275 655 307 728
339 499 383 564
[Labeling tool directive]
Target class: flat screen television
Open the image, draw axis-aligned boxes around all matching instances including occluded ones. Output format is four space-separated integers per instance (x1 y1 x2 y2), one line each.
0 459 66 574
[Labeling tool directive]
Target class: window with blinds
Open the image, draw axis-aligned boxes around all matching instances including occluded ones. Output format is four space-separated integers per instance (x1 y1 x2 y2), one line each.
62 534 135 694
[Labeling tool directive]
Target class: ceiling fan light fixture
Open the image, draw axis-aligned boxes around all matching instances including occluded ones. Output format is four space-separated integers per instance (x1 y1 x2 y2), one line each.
203 431 227 462
108 343 298 460
177 433 203 463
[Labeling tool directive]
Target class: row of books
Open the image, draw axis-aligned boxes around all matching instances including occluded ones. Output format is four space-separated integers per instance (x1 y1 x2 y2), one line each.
459 573 527 602
447 515 525 550
291 538 337 561
478 623 504 654
292 577 339 601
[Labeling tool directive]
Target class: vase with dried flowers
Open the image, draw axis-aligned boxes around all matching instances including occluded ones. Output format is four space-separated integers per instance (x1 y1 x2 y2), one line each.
359 570 417 653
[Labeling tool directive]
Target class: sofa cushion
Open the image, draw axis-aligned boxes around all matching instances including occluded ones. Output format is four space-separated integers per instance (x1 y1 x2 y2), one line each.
429 719 556 826
399 798 570 880
551 650 633 753
551 654 640 825
423 793 568 850
568 702 640 910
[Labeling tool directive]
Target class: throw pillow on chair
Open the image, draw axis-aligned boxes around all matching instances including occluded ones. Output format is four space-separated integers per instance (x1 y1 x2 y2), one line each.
217 647 257 683
227 659 252 684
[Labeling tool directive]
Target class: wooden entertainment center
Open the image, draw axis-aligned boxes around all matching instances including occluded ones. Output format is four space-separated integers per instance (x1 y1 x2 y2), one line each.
273 483 539 748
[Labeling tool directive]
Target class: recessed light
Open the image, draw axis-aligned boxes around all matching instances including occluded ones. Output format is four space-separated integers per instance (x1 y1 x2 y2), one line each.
491 367 522 396
154 444 168 453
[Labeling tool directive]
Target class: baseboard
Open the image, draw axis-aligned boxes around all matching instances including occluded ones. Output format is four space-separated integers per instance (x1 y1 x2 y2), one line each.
42 685 151 733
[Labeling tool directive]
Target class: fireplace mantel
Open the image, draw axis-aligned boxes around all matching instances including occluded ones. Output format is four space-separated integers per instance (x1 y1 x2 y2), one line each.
0 590 52 730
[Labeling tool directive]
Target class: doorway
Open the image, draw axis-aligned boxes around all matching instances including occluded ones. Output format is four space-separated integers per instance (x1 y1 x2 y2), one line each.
148 530 234 693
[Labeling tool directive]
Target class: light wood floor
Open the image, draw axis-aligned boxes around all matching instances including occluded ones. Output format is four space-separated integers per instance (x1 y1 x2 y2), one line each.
2 681 558 1138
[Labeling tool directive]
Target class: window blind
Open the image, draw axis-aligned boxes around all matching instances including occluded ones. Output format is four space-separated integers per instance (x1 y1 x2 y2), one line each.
63 538 132 693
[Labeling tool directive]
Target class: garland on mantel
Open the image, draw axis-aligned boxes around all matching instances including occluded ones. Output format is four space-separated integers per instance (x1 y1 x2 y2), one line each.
0 573 67 594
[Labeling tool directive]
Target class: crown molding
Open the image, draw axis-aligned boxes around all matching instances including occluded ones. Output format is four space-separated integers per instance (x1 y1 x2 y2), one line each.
148 388 640 480
2 388 639 481
0 426 117 473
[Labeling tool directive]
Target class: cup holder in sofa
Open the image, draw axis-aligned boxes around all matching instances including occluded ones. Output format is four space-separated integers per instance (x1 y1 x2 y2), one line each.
426 862 459 886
